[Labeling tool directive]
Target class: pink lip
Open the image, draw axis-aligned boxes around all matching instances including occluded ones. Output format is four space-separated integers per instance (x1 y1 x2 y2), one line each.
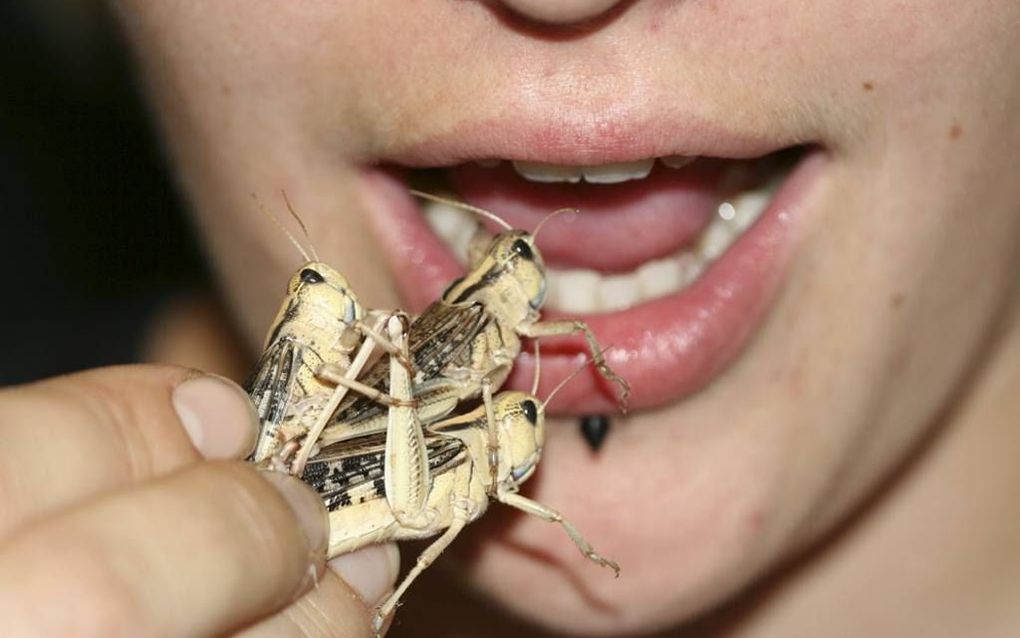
377 108 792 168
359 150 828 414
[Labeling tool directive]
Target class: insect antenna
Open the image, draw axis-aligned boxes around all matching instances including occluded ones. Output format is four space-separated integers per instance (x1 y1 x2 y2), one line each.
530 341 542 397
541 346 612 410
532 206 579 243
280 189 321 261
409 189 513 232
252 192 312 263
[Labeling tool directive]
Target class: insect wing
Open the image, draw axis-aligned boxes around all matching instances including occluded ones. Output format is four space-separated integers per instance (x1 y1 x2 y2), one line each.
328 301 491 431
305 433 469 512
245 339 299 439
245 336 327 461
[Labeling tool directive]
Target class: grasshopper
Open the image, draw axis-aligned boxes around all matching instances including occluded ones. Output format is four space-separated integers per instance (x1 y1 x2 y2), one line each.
314 191 631 453
303 329 618 632
244 193 412 475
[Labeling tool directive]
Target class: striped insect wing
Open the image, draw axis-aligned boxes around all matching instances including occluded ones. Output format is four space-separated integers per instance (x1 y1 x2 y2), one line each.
244 338 303 462
328 301 491 431
305 434 469 511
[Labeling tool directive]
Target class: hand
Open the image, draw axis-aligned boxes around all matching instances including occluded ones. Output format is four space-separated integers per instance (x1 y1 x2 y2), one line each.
0 365 398 637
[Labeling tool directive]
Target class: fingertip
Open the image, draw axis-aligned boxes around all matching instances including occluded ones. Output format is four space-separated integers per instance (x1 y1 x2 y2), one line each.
261 471 330 569
172 374 259 460
328 543 401 607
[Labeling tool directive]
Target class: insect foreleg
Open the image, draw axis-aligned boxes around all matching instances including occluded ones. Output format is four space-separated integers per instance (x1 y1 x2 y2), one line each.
372 499 473 635
354 315 413 372
519 319 631 410
496 490 620 577
481 377 500 495
314 368 414 408
290 313 395 476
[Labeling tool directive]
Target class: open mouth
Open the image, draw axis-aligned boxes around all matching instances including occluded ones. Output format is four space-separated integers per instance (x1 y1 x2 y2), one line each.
360 145 828 414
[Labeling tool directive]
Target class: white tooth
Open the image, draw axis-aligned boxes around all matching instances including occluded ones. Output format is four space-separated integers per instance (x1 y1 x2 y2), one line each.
597 272 642 312
730 190 770 231
677 252 705 286
660 155 697 169
698 220 736 261
512 161 583 184
475 158 502 168
466 225 492 266
581 159 655 184
423 201 466 244
637 257 682 299
423 200 478 263
448 222 480 264
545 268 600 314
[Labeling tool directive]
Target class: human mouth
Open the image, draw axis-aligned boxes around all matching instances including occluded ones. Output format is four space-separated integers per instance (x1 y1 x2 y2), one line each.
426 155 787 312
359 145 828 414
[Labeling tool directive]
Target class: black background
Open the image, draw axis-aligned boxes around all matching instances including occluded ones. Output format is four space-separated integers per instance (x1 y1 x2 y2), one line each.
0 2 207 384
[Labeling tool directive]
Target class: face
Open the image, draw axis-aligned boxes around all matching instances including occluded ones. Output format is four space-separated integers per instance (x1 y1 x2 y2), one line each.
114 1 1020 634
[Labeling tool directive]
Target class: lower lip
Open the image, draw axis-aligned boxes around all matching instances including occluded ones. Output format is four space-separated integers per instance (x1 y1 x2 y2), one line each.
359 150 829 413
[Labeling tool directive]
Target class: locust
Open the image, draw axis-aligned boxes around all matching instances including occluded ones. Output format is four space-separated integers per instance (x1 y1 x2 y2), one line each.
243 193 412 475
302 328 619 633
312 191 631 454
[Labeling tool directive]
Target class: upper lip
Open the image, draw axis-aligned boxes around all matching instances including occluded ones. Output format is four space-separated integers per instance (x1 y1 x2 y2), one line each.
375 109 803 169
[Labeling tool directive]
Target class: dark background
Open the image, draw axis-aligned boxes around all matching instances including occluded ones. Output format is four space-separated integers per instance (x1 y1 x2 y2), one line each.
0 1 208 384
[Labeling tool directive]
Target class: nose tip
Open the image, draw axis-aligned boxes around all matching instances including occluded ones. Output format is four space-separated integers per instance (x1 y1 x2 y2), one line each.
496 0 625 25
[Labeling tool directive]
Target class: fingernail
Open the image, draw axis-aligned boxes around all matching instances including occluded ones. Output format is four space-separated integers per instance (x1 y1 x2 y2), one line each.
172 374 259 460
262 471 330 561
329 543 400 605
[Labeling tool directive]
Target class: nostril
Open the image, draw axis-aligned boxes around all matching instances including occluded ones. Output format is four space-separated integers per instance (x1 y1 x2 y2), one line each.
497 0 625 26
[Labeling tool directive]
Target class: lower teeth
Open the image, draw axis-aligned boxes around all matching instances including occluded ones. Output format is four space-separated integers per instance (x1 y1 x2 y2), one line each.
422 176 781 314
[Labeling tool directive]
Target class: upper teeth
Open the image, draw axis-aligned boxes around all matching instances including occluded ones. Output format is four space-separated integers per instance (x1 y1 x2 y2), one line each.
508 156 692 185
421 176 778 315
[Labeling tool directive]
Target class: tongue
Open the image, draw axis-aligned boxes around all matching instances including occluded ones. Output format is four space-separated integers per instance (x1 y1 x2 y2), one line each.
444 161 727 272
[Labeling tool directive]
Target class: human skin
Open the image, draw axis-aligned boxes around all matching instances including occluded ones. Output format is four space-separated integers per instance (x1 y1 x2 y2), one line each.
0 365 395 637
112 1 1020 636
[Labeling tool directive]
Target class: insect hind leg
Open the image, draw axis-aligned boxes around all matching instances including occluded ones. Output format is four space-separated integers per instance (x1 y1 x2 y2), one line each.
383 315 435 530
373 499 472 634
496 491 620 577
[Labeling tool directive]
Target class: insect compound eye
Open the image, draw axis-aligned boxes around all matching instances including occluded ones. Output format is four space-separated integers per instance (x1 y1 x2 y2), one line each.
520 399 539 425
300 268 325 284
511 239 534 261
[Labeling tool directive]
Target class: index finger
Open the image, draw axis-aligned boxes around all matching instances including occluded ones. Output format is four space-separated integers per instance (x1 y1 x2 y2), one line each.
0 463 327 638
0 365 257 536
